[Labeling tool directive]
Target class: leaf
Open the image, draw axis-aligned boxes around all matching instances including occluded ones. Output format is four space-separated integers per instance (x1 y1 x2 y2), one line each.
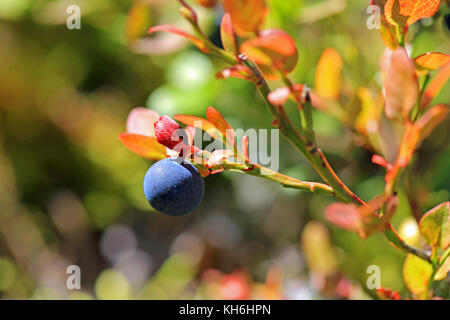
385 0 440 29
148 25 209 53
385 0 408 29
384 48 419 121
195 0 217 8
315 48 343 100
421 63 450 110
419 201 449 249
414 52 450 71
220 13 238 55
395 122 420 167
240 29 299 79
223 0 267 37
325 196 389 238
415 104 449 144
206 107 234 144
371 0 399 49
434 255 449 281
126 107 160 137
301 221 339 276
403 253 433 295
173 114 223 141
398 0 441 26
119 133 167 160
355 87 383 136
126 1 152 44
325 203 362 233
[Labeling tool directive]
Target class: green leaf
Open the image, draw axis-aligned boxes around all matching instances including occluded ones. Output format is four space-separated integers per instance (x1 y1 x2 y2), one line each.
403 253 433 295
419 201 450 250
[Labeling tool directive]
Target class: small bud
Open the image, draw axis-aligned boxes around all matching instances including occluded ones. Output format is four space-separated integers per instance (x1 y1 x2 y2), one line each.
154 116 183 149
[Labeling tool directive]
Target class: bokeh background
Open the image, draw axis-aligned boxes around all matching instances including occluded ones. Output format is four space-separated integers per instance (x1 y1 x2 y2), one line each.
0 0 449 299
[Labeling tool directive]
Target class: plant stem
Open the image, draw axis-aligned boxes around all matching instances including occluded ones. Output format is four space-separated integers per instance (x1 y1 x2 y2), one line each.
186 17 431 263
238 56 431 262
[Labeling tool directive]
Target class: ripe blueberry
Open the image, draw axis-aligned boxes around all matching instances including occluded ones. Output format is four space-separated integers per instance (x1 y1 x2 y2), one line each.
143 157 205 216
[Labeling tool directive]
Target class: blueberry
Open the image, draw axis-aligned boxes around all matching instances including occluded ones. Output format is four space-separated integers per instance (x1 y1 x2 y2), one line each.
143 158 205 216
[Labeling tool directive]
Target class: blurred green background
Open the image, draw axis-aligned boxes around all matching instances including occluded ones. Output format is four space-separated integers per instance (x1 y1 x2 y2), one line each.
0 0 449 299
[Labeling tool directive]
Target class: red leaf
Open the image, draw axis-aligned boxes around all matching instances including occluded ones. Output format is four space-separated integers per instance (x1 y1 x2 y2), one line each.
119 133 167 160
384 48 419 120
223 0 267 37
220 13 238 55
325 203 362 232
240 29 298 79
377 288 402 300
148 25 209 53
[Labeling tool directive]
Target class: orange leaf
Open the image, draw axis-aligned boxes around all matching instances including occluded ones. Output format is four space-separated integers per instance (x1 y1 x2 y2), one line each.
385 0 408 28
126 1 151 44
398 0 441 26
371 0 399 49
384 48 419 120
415 104 449 143
195 0 217 8
148 25 209 53
223 0 267 37
414 52 450 71
240 29 298 79
220 13 238 55
315 48 343 100
119 133 167 160
397 122 420 167
173 114 223 141
206 107 234 144
421 63 450 110
385 0 440 28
